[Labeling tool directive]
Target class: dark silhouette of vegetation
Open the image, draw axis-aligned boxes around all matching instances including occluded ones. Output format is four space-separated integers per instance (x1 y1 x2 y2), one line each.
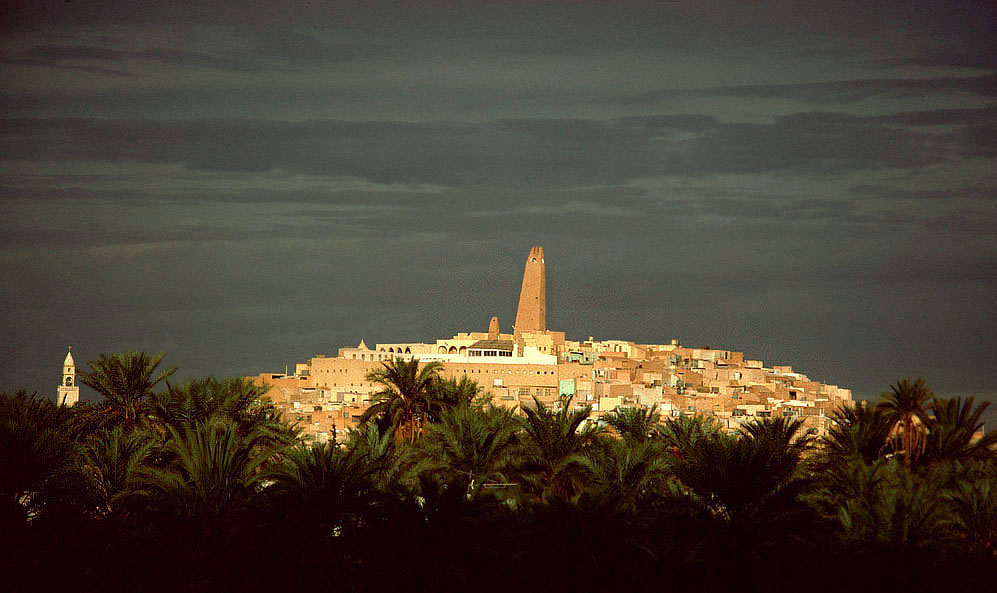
515 395 603 501
923 396 997 464
818 400 894 466
77 350 177 428
360 358 444 443
2 361 996 592
0 390 73 529
414 400 519 498
657 411 722 458
602 403 662 442
878 377 934 466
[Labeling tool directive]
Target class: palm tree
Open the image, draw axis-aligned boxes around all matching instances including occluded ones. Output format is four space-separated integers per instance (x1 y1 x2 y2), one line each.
263 441 377 539
657 412 723 458
584 437 670 510
667 418 820 591
361 358 444 443
412 471 504 532
343 423 404 489
820 402 894 466
146 376 297 446
670 417 817 537
833 459 955 587
433 376 482 411
130 420 277 523
877 378 934 466
78 350 177 428
0 390 74 527
116 419 286 592
602 405 662 442
945 464 997 561
514 395 603 501
357 471 510 593
147 377 238 428
415 403 519 498
75 425 154 517
408 472 507 587
741 415 814 458
922 397 997 464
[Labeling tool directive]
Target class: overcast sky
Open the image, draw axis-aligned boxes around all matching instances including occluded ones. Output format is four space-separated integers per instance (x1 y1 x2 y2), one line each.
1 1 994 418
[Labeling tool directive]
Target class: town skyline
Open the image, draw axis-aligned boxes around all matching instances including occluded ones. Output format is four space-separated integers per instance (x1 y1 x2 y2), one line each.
15 243 991 427
2 1 994 423
249 245 856 444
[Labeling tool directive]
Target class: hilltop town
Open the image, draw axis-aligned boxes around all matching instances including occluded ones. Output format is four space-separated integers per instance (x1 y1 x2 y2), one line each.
252 246 853 442
14 248 991 593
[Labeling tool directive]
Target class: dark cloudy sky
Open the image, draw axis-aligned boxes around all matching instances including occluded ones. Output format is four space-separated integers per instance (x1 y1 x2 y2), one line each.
1 1 995 416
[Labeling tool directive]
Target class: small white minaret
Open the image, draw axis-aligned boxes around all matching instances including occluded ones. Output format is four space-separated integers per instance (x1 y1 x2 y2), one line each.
57 346 79 407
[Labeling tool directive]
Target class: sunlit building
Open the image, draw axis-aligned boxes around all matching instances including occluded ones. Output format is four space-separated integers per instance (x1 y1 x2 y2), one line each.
252 246 852 442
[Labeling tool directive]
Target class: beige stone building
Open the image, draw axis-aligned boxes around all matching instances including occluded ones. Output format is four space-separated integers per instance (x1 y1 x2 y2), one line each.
252 247 853 442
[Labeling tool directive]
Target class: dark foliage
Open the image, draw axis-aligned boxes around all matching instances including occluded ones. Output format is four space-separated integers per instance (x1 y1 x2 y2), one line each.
4 364 997 592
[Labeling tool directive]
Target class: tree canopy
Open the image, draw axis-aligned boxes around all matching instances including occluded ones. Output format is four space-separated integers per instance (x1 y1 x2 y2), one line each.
3 360 995 592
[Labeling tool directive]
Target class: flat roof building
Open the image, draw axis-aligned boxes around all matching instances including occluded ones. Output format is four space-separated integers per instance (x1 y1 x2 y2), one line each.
252 246 853 442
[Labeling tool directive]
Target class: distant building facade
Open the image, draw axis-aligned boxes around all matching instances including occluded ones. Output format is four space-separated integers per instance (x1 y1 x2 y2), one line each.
252 247 853 443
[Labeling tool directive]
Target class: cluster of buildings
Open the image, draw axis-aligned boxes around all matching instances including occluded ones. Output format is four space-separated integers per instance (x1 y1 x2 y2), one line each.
252 246 853 443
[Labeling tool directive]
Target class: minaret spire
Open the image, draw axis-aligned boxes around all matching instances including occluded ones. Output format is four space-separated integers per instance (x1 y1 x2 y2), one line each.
514 246 546 335
57 346 80 406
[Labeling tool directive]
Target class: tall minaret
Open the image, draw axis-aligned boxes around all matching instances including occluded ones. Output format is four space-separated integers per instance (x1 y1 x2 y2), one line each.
514 246 546 335
57 347 79 407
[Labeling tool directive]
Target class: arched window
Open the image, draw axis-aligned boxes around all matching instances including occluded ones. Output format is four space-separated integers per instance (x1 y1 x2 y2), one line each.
458 346 466 355
405 347 411 354
65 376 72 386
448 346 457 354
439 346 447 354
